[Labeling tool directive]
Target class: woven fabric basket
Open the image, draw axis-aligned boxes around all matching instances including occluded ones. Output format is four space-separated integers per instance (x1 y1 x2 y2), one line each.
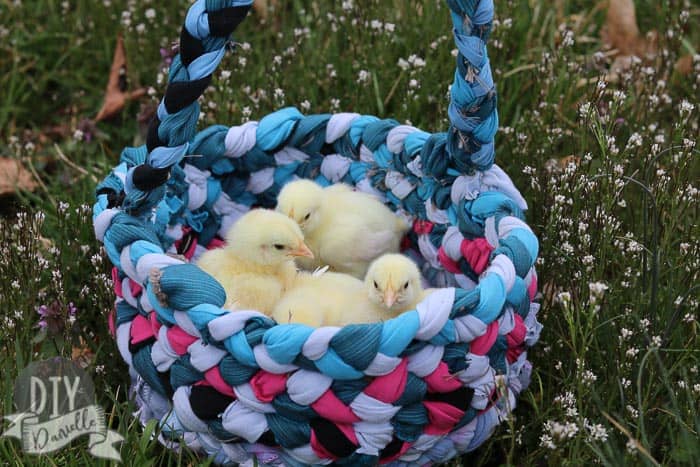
93 0 543 465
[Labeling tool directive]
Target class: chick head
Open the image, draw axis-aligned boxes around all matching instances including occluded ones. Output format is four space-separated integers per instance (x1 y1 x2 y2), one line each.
226 209 314 265
276 180 324 233
365 254 423 314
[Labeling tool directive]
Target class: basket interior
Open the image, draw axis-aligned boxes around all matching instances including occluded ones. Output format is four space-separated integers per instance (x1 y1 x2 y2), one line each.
117 110 532 294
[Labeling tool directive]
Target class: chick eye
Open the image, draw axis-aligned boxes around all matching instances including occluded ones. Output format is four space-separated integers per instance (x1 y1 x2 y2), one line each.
403 281 409 289
373 280 379 289
303 213 311 221
273 244 286 250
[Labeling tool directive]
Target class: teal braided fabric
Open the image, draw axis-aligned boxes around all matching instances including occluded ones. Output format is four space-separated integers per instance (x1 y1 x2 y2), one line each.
93 1 543 465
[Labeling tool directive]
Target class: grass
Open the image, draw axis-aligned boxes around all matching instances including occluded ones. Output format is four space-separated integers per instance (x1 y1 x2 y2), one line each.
0 0 698 465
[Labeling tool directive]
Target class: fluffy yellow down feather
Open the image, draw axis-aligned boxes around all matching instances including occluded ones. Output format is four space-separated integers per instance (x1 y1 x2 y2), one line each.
276 180 409 279
271 254 432 327
364 254 433 319
196 209 314 314
270 269 380 327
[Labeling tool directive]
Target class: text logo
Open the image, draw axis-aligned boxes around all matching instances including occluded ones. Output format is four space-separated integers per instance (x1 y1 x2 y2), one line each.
2 358 123 461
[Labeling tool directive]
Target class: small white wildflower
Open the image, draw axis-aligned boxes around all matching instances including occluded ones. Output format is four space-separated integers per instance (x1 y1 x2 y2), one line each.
356 70 370 84
561 30 574 47
584 420 609 442
578 101 592 118
407 54 426 67
679 99 695 116
539 433 556 450
626 439 639 455
627 132 643 147
588 281 608 304
554 391 576 409
582 370 597 383
300 100 311 112
144 8 156 20
120 10 131 27
548 420 579 441
556 291 571 305
613 90 626 102
397 58 409 71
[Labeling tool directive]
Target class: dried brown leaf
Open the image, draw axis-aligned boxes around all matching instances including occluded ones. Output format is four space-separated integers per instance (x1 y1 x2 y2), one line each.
95 34 146 122
72 337 96 369
545 155 581 173
603 0 641 55
253 0 276 19
0 157 37 195
674 54 693 75
601 0 657 73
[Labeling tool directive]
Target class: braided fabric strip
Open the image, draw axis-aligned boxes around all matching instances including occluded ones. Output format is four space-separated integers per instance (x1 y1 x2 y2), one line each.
93 1 543 465
116 0 253 216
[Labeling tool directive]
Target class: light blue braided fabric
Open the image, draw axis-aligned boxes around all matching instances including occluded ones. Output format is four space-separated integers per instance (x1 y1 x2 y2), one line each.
93 1 543 465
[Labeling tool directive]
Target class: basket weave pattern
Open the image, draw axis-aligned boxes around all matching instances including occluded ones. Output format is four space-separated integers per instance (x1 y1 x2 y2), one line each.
93 0 543 465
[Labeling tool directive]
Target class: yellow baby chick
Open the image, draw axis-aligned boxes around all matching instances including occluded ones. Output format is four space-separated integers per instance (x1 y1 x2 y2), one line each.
276 180 408 278
196 209 314 314
271 269 376 327
364 254 433 319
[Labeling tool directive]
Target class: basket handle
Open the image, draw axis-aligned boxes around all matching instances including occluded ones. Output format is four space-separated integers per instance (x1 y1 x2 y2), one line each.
119 0 498 214
444 0 498 173
122 0 253 214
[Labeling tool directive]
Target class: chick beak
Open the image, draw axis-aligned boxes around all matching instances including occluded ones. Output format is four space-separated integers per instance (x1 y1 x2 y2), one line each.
383 287 398 308
289 242 314 259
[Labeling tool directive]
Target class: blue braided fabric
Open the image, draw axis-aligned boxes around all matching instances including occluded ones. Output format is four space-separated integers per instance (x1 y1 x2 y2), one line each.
93 1 543 465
